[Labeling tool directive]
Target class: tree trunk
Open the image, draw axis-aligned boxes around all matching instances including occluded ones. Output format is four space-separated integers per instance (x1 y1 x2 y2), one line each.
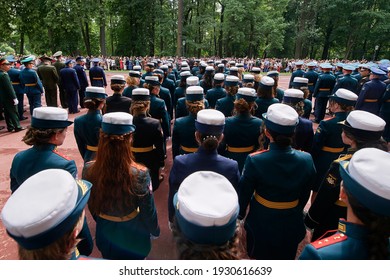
19 32 24 55
176 0 183 57
99 0 107 56
321 20 333 60
218 4 224 57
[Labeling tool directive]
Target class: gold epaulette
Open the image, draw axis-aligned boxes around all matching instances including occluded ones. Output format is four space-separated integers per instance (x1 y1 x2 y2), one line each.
311 233 347 249
334 154 353 163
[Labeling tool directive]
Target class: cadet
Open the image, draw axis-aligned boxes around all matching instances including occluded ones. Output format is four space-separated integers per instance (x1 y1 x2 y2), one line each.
133 65 145 86
130 88 165 192
282 88 313 153
250 67 262 91
153 68 173 120
242 73 255 88
220 87 262 172
173 70 192 109
305 110 387 241
332 64 358 94
123 70 141 98
0 58 25 132
19 56 44 115
7 56 27 120
239 103 316 259
292 77 312 119
357 64 371 93
1 169 93 260
380 82 390 142
303 61 319 100
205 73 226 108
37 55 59 107
104 75 131 114
89 58 107 87
168 109 240 224
172 86 205 158
142 62 155 79
172 171 243 260
60 59 80 114
311 88 358 202
288 60 305 88
200 66 214 93
10 106 93 256
74 86 107 163
355 67 387 116
53 51 68 108
83 112 160 259
312 63 337 123
300 148 390 260
216 75 240 117
74 56 89 108
254 76 279 118
267 70 284 102
160 64 176 102
334 63 344 79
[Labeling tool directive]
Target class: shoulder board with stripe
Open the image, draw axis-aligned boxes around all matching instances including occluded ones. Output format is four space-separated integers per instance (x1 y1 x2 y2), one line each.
52 149 71 160
324 116 335 121
311 233 347 249
249 149 268 157
334 154 353 163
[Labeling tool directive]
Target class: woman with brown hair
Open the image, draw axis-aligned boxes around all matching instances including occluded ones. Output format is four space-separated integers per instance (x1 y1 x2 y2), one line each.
216 75 240 117
83 112 160 260
104 75 131 114
123 70 141 98
254 76 279 118
221 87 263 172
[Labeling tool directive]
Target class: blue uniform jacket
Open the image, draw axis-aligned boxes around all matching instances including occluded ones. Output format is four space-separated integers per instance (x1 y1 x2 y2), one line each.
60 67 80 91
74 64 89 89
289 69 305 88
150 95 170 138
172 114 198 159
168 147 240 222
313 72 336 98
175 97 209 119
294 116 314 153
215 95 236 117
89 66 107 87
254 97 279 119
206 86 227 108
74 110 102 162
332 74 358 94
10 144 77 193
380 85 390 141
123 85 137 98
19 68 44 95
299 220 390 260
8 67 24 94
173 86 185 108
159 86 173 120
304 69 319 93
355 78 386 115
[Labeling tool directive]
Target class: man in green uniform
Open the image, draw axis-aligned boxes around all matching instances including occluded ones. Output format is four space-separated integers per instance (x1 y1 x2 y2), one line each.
52 51 67 108
37 55 59 107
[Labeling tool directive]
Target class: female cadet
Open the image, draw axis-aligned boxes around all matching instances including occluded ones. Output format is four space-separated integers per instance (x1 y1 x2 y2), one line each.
311 89 358 202
291 77 312 119
173 71 192 110
305 110 387 241
220 87 263 173
104 75 131 114
215 75 240 117
250 67 262 92
267 71 284 102
282 88 314 153
168 109 240 225
205 73 226 109
300 148 390 259
241 74 255 88
10 107 93 256
83 112 160 260
254 76 279 119
130 88 165 192
123 70 141 98
200 66 215 93
74 86 107 163
172 171 244 260
379 83 390 142
2 169 93 260
172 86 205 159
238 103 316 260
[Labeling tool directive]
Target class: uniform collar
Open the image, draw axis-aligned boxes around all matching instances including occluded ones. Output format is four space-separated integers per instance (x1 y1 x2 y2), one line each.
197 146 218 156
269 142 293 151
34 143 57 150
338 220 368 240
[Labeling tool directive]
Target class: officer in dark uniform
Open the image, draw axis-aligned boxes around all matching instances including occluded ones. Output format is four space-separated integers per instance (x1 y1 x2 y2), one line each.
300 148 390 259
303 61 319 100
311 88 358 201
292 77 312 119
1 169 93 260
334 63 344 79
74 86 107 163
168 109 240 224
254 76 279 118
380 81 390 142
53 51 67 108
267 71 284 102
356 64 371 93
9 106 93 256
205 73 226 108
220 87 262 172
74 56 89 108
153 69 173 120
216 75 240 117
6 57 27 120
172 86 205 159
89 58 107 87
37 55 59 107
355 67 387 116
313 63 336 123
60 60 80 114
104 75 131 114
19 56 44 115
239 103 316 259
130 88 165 191
288 60 305 88
332 64 358 94
0 58 25 132
305 110 387 241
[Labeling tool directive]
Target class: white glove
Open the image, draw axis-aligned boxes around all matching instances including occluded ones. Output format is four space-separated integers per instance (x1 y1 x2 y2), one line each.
13 98 19 105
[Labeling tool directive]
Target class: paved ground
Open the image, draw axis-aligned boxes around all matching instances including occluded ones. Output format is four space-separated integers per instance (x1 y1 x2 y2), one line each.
0 73 316 259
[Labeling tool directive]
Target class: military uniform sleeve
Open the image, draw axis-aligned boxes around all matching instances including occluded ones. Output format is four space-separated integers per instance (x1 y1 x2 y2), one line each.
238 156 256 218
355 85 367 109
298 244 322 260
102 70 107 87
311 121 328 158
168 159 183 222
154 122 165 167
35 72 44 92
171 120 181 159
1 73 17 100
73 121 86 159
312 76 321 98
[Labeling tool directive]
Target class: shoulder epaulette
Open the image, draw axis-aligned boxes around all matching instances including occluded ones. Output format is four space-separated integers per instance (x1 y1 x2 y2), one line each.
311 233 347 249
53 149 71 160
334 154 353 163
249 149 268 157
324 116 335 121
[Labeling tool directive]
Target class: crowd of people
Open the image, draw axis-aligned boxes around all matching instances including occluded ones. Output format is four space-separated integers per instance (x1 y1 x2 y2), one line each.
1 53 390 260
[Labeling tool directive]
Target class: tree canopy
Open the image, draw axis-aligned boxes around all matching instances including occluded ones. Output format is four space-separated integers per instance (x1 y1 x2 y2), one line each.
0 0 389 59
